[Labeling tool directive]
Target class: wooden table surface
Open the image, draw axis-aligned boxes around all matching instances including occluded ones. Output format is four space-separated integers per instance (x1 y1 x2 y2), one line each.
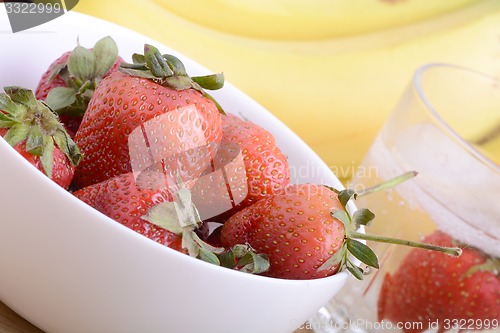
0 300 310 333
0 301 43 333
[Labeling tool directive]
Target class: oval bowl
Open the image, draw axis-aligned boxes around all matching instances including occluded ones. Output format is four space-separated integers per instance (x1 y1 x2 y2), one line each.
0 11 351 333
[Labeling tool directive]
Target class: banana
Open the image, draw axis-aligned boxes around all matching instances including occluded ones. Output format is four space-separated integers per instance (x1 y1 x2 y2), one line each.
148 0 477 40
75 0 500 180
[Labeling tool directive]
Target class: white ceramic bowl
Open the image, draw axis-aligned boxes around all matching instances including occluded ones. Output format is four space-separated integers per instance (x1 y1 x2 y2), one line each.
0 10 351 333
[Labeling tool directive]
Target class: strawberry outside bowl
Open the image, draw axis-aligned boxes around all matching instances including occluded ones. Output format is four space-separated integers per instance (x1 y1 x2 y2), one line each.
0 10 353 333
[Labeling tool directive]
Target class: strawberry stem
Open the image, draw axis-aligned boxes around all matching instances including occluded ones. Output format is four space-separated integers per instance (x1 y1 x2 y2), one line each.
356 171 418 197
349 231 462 256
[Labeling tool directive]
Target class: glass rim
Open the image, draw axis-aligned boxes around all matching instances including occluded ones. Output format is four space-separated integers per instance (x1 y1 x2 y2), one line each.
413 62 500 173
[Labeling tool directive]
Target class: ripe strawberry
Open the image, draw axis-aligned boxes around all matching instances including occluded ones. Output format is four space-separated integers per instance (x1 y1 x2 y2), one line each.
378 230 500 333
220 176 462 280
72 172 183 251
220 184 346 279
191 114 290 222
0 87 81 189
73 171 248 265
72 44 224 190
35 36 123 137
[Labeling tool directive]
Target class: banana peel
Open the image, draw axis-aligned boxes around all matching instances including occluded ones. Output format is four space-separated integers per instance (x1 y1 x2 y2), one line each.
74 0 500 180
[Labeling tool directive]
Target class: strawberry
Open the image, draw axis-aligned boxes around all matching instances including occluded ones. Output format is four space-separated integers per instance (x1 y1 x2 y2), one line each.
35 36 123 137
72 171 183 251
190 114 290 222
72 44 225 190
378 230 500 333
220 176 462 280
73 171 267 270
0 87 81 189
220 184 347 279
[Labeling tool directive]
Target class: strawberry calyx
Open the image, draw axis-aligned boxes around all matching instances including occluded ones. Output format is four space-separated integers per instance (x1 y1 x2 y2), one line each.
0 86 82 178
45 36 120 116
463 255 500 278
142 180 269 274
119 44 226 114
320 172 462 280
218 243 270 274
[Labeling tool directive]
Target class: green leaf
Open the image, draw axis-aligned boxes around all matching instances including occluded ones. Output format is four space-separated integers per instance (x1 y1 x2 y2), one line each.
67 46 96 81
347 263 365 280
181 230 200 258
45 87 77 111
231 243 253 258
0 120 16 128
0 112 16 127
318 245 346 272
120 62 147 70
4 87 37 108
0 93 23 117
165 76 193 90
191 73 224 90
141 201 184 234
48 62 67 81
331 209 351 227
25 125 44 156
40 135 55 178
3 123 28 147
238 252 270 274
337 189 357 208
346 238 379 269
163 54 187 76
118 67 157 79
352 208 376 227
174 187 202 228
191 231 225 254
144 44 173 78
198 248 221 266
132 53 146 64
92 36 119 77
53 130 82 166
218 250 237 268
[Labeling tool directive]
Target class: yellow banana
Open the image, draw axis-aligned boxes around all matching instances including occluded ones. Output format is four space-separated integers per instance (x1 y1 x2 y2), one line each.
75 0 500 180
149 0 477 40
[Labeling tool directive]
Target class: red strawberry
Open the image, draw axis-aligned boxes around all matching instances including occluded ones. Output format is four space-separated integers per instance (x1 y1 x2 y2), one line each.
73 171 236 263
0 87 81 189
72 172 183 251
191 113 290 222
378 230 500 333
72 44 224 190
220 178 462 280
220 184 346 279
35 36 123 137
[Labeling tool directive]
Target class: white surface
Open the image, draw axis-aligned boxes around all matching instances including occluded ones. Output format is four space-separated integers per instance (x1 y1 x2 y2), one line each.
0 10 350 333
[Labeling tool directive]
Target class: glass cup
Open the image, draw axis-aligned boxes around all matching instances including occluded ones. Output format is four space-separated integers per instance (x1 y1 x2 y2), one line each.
306 63 500 333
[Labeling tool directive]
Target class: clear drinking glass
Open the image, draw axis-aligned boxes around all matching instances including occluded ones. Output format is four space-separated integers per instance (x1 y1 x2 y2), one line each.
308 63 500 333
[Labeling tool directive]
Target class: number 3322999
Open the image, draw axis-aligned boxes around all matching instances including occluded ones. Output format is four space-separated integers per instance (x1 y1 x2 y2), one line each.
5 2 63 14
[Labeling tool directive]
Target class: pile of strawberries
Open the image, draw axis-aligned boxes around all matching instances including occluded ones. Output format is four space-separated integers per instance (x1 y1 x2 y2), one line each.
1 36 498 333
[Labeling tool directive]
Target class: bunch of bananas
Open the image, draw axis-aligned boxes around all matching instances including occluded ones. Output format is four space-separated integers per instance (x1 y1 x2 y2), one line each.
75 0 500 180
